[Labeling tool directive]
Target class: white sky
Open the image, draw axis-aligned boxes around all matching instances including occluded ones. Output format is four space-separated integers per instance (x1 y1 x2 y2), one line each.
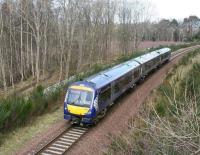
150 0 200 20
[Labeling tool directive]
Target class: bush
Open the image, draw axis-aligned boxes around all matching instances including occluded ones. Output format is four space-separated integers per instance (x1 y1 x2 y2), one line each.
0 85 62 132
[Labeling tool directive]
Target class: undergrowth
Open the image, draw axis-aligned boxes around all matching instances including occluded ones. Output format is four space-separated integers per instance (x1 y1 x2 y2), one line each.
0 86 61 135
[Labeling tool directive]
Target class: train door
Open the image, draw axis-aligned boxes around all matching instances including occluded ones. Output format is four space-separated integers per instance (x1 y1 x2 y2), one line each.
98 84 111 111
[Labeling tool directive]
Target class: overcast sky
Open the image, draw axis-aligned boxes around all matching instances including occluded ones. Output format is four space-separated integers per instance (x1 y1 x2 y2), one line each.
150 0 200 20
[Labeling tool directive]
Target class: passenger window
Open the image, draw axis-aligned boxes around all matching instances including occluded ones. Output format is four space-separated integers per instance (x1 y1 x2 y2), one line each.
134 69 140 78
114 79 121 93
99 86 111 103
114 74 132 94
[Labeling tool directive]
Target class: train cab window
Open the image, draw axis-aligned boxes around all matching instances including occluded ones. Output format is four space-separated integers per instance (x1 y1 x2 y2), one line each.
67 89 93 107
99 85 111 103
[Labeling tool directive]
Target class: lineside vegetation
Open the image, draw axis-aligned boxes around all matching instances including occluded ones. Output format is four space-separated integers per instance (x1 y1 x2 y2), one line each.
106 48 200 155
0 49 149 135
0 44 198 144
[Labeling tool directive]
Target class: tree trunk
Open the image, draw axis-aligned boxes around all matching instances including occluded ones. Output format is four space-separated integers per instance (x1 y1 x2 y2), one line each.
20 12 24 81
35 25 40 85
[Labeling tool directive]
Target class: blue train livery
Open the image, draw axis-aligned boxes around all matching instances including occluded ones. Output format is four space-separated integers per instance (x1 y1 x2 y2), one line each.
64 48 171 125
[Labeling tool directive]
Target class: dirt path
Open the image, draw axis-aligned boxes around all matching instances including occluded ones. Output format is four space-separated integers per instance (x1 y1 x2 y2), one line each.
66 47 199 155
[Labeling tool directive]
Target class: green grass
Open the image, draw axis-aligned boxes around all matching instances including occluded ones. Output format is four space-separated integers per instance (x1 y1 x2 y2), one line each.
0 107 63 155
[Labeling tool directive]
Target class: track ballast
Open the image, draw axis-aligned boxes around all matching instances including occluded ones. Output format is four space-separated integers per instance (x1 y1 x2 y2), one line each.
37 126 88 155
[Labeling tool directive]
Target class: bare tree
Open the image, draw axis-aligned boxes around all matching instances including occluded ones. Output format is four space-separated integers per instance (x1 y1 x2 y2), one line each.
0 0 199 93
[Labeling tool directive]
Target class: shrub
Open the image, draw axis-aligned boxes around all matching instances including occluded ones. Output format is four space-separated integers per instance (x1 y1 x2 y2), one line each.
0 85 62 132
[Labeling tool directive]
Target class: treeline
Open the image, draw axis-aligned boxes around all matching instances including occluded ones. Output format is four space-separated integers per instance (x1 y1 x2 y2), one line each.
144 16 200 42
0 0 199 91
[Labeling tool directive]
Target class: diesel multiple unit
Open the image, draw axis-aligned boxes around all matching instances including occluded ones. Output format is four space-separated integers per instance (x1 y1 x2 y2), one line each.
64 48 171 125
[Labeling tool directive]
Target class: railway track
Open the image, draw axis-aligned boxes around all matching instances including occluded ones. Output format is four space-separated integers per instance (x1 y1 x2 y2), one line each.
33 45 200 155
171 45 200 58
36 126 88 155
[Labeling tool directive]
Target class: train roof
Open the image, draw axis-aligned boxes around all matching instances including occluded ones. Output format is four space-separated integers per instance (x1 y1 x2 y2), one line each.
86 60 140 89
156 47 171 54
74 47 171 90
134 51 160 64
134 48 171 64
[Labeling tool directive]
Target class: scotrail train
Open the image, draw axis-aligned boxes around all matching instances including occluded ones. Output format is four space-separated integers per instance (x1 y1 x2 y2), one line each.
64 48 171 125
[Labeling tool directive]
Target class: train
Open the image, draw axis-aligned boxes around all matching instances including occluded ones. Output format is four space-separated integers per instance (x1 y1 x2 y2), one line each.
64 48 171 125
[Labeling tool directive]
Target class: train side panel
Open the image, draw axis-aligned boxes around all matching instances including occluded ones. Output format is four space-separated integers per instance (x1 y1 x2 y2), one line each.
97 65 142 111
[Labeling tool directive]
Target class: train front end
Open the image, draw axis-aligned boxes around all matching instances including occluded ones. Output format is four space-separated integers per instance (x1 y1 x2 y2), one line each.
64 82 97 125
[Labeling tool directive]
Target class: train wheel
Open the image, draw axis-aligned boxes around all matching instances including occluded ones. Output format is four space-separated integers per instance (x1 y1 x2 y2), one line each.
71 119 80 125
139 76 145 84
130 83 136 89
93 118 99 125
109 102 114 107
99 108 107 119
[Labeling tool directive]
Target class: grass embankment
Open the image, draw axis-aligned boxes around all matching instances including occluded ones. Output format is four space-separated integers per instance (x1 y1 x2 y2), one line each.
0 108 63 155
107 48 200 155
0 86 61 133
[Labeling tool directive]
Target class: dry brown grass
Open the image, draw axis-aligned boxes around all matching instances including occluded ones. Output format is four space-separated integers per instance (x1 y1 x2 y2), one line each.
106 48 200 155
